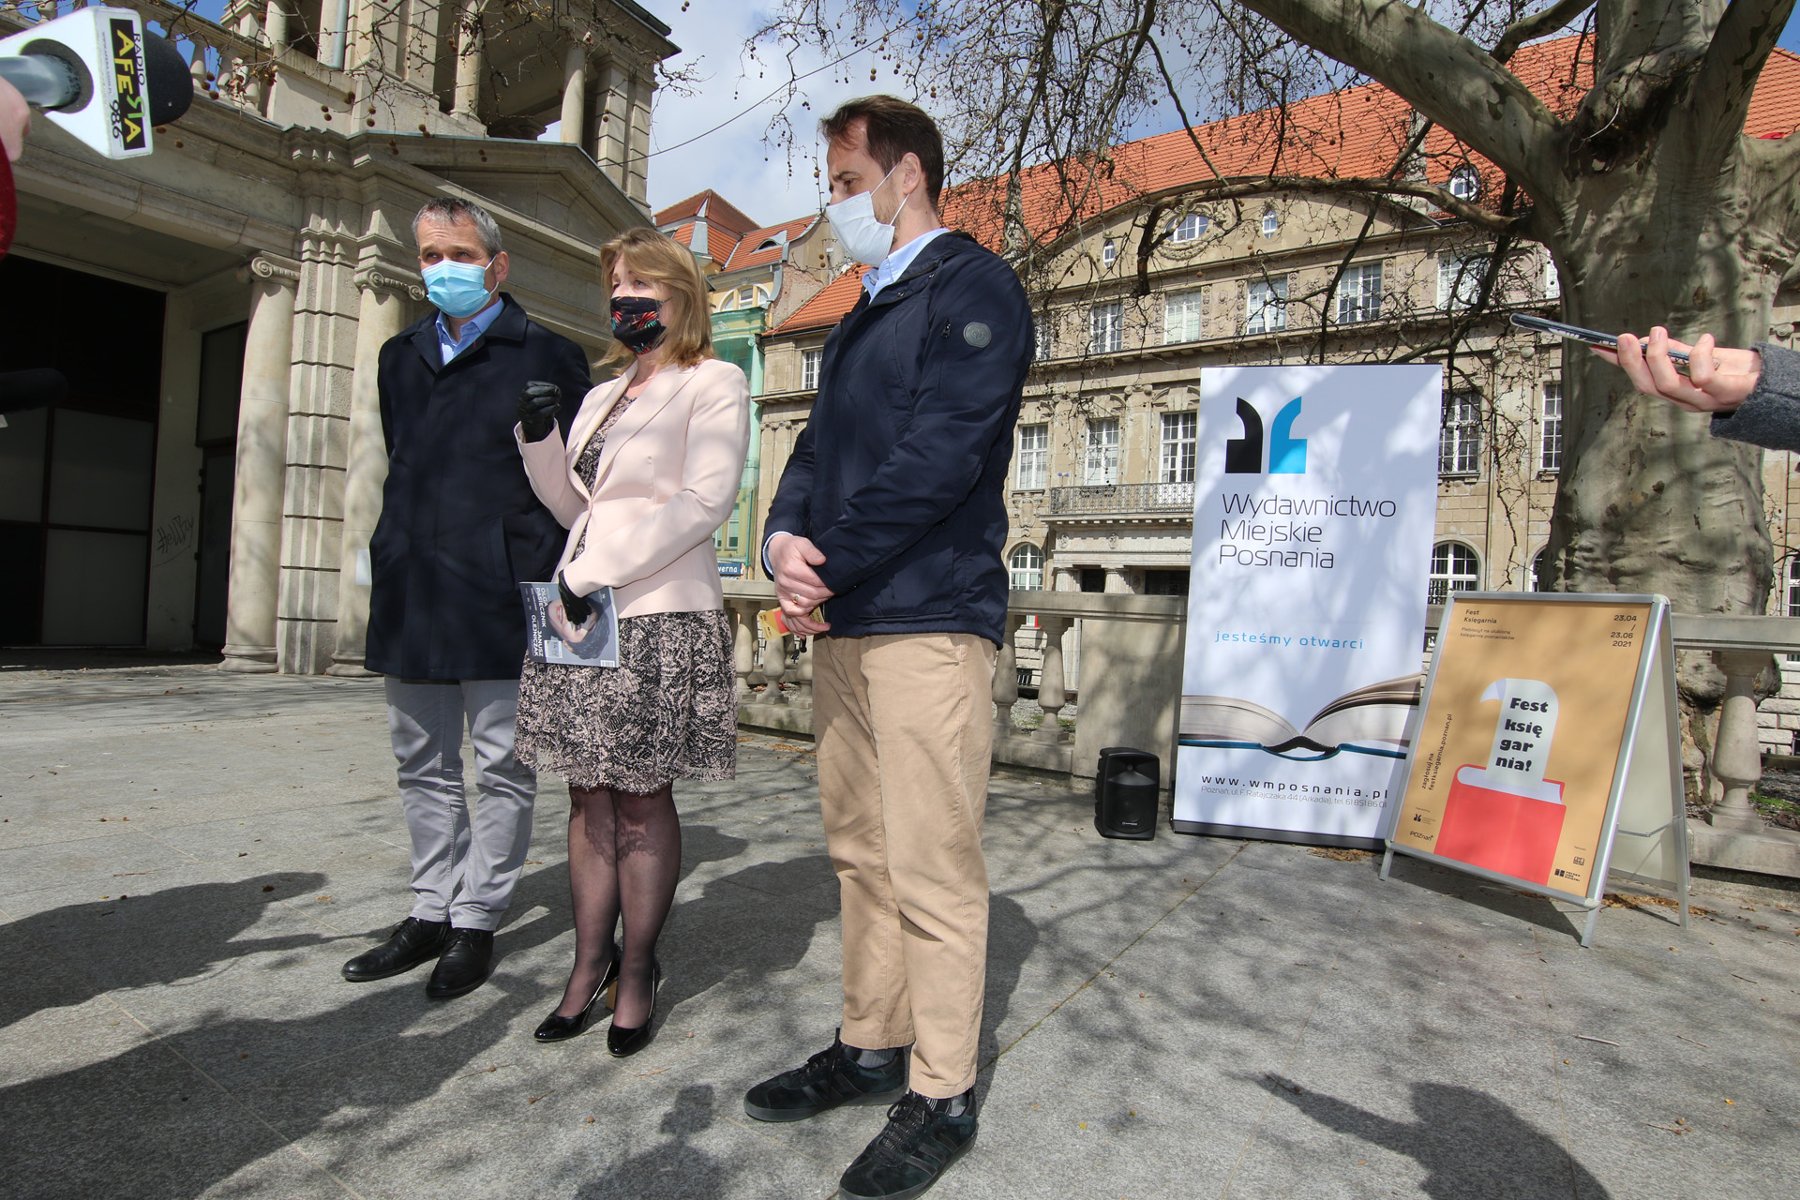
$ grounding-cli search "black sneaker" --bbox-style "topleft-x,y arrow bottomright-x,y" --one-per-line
838,1089 -> 978,1200
743,1033 -> 908,1122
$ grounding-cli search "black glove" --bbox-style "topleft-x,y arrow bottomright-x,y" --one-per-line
518,381 -> 562,442
557,571 -> 592,626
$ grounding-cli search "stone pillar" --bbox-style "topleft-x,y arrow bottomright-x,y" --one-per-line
593,58 -> 631,194
1709,649 -> 1769,833
221,255 -> 300,672
1035,614 -> 1070,742
560,43 -> 587,146
264,0 -> 291,51
731,600 -> 757,702
1104,566 -> 1131,593
328,268 -> 419,676
320,0 -> 350,69
993,610 -> 1028,738
626,68 -> 654,207
453,0 -> 484,118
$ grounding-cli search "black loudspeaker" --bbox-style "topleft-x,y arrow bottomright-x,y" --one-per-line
1095,748 -> 1159,840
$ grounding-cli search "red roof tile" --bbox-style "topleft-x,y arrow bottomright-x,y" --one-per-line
769,267 -> 869,338
723,216 -> 820,272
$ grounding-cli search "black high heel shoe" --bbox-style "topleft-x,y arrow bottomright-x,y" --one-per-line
606,959 -> 662,1057
533,944 -> 621,1043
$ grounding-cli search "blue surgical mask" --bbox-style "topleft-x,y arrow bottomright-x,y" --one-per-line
422,258 -> 496,319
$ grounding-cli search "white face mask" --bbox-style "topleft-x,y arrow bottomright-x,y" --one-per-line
826,163 -> 907,267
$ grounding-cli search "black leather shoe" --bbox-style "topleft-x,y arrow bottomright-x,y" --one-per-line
425,928 -> 494,999
605,959 -> 661,1057
837,1090 -> 978,1200
534,943 -> 621,1043
743,1032 -> 908,1122
341,917 -> 449,982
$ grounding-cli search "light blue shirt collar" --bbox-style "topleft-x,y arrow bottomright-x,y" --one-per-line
862,228 -> 950,299
436,298 -> 504,365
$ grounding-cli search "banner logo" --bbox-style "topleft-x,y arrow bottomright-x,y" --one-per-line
1225,396 -> 1307,475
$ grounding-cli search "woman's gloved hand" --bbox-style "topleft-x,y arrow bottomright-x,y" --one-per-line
517,381 -> 562,442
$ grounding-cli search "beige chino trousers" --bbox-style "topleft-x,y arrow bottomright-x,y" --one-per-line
813,631 -> 996,1099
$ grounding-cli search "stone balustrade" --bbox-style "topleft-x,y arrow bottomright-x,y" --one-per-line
726,581 -> 1800,841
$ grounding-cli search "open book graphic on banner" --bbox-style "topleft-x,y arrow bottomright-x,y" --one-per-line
1178,674 -> 1422,760
520,581 -> 620,668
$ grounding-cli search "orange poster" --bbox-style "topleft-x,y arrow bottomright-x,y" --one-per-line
1391,595 -> 1655,898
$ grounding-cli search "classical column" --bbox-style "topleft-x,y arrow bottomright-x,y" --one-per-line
319,0 -> 350,69
264,1 -> 291,51
626,69 -> 654,206
453,0 -> 484,118
328,267 -> 419,676
560,43 -> 587,145
221,255 -> 300,672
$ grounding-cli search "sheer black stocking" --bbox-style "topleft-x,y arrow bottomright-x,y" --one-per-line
556,782 -> 680,1027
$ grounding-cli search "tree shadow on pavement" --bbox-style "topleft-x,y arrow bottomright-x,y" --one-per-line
1253,1073 -> 1611,1199
0,871 -> 330,1030
574,1084 -> 732,1200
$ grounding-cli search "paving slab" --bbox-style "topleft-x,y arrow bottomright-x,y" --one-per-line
1,663 -> 1797,1200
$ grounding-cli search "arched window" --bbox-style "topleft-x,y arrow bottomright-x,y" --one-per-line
1448,165 -> 1480,200
1429,542 -> 1480,605
1009,544 -> 1044,590
1261,209 -> 1279,237
1532,547 -> 1553,592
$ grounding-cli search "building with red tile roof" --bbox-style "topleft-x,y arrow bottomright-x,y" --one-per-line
746,33 -> 1800,727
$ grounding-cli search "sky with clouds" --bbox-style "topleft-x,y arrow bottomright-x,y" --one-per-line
640,4 -> 1800,227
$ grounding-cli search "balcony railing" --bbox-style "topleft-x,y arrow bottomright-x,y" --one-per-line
1049,481 -> 1195,517
722,582 -> 1800,875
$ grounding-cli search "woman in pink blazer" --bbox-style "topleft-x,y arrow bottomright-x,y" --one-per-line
513,227 -> 750,1055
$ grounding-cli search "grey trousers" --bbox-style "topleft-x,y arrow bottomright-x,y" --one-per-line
384,678 -> 537,931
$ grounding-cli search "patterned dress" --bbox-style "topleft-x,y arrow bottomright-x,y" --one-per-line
515,391 -> 738,793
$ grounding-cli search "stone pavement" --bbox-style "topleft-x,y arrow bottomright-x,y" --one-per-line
0,664 -> 1796,1200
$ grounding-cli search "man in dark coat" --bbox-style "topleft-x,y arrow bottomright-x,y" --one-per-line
341,197 -> 589,999
745,97 -> 1032,1200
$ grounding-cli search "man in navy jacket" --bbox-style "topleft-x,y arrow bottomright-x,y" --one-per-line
344,197 -> 587,1000
747,96 -> 1032,1200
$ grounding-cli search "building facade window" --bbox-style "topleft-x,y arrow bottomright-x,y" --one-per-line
1015,423 -> 1048,490
1089,301 -> 1122,354
1084,417 -> 1120,485
1034,316 -> 1052,361
1101,237 -> 1118,266
1009,543 -> 1044,590
1261,210 -> 1279,237
1335,261 -> 1383,324
1545,256 -> 1561,300
1533,547 -> 1553,592
1448,165 -> 1480,200
1437,251 -> 1487,310
1246,277 -> 1288,334
801,347 -> 821,390
1439,389 -> 1483,476
1160,411 -> 1197,484
1163,290 -> 1203,344
1429,542 -> 1481,605
1168,212 -> 1208,243
1540,382 -> 1564,472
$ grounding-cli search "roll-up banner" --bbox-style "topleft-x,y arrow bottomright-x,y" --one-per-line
1172,364 -> 1441,846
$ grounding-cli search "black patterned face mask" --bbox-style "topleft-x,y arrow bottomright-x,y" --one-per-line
610,295 -> 667,355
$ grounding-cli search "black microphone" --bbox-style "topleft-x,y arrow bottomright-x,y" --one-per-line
0,32 -> 191,126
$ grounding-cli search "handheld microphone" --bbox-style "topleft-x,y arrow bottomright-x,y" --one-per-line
0,6 -> 194,159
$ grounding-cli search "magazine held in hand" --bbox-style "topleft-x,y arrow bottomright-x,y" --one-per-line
520,581 -> 620,667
